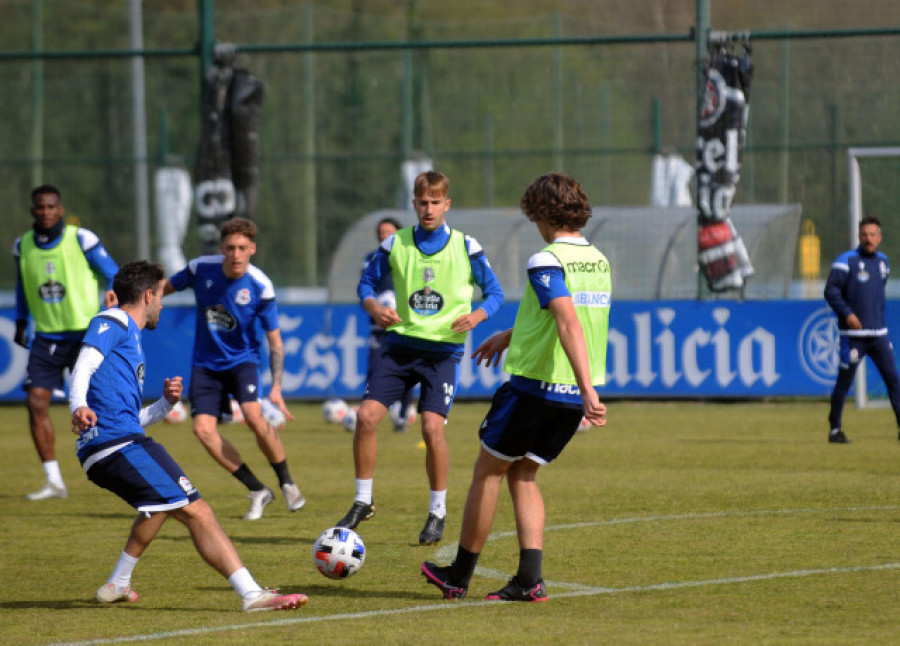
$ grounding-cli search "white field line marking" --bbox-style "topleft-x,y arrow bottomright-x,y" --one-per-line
435,504 -> 900,563
49,505 -> 900,646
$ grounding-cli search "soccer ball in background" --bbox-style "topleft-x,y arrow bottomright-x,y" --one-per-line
221,398 -> 244,424
260,397 -> 286,430
389,400 -> 417,428
322,397 -> 349,424
375,289 -> 396,310
313,527 -> 366,579
342,405 -> 359,432
164,400 -> 188,424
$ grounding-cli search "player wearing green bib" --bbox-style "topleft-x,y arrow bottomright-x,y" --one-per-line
14,185 -> 118,501
423,172 -> 609,601
336,170 -> 504,546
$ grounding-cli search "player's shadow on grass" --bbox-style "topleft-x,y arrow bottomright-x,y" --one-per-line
0,600 -> 144,610
194,583 -> 412,600
231,534 -> 320,546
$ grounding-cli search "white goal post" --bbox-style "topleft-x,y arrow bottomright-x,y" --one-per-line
847,146 -> 900,409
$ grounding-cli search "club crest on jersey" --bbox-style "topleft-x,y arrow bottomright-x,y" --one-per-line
408,285 -> 444,316
422,267 -> 436,284
137,362 -> 145,386
178,476 -> 197,495
234,288 -> 251,306
39,279 -> 66,303
206,305 -> 237,331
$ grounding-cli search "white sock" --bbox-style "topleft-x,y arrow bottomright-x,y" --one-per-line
43,461 -> 65,488
355,478 -> 374,505
228,567 -> 263,598
108,552 -> 139,588
429,490 -> 447,519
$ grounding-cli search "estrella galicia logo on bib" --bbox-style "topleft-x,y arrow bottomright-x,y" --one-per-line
38,280 -> 66,304
798,307 -> 840,386
409,286 -> 444,316
205,305 -> 237,331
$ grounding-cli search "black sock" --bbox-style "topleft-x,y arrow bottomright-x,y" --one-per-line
450,546 -> 480,587
270,460 -> 294,488
516,549 -> 543,586
232,463 -> 267,492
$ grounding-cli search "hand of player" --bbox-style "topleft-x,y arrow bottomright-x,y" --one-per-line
268,386 -> 295,422
14,319 -> 28,348
373,305 -> 402,329
72,406 -> 98,433
846,313 -> 862,330
472,328 -> 513,367
162,376 -> 183,405
451,309 -> 487,334
581,391 -> 607,428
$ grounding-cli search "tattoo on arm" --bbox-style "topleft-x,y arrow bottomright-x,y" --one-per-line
270,344 -> 285,387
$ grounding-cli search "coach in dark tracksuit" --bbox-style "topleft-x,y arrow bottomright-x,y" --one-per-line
824,215 -> 900,444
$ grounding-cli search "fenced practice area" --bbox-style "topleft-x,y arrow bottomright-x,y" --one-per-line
4,1 -> 900,643
1,1 -> 900,291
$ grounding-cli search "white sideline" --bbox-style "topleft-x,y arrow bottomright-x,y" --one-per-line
49,505 -> 900,646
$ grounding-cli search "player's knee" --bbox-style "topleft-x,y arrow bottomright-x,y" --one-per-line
356,404 -> 384,432
192,422 -> 220,445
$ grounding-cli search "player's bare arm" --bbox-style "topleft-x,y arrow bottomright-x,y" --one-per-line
472,328 -> 513,368
548,296 -> 607,427
451,307 -> 487,334
266,328 -> 295,421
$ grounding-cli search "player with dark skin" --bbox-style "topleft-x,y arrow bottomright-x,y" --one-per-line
15,186 -> 117,500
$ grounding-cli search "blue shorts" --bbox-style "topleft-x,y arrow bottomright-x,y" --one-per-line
84,437 -> 201,513
24,334 -> 84,391
364,344 -> 458,417
478,382 -> 584,464
189,363 -> 261,419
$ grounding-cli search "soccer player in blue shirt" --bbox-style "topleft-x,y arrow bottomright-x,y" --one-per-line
422,172 -> 609,601
70,260 -> 307,611
362,216 -> 416,432
164,217 -> 303,520
13,184 -> 119,501
824,215 -> 900,443
335,170 -> 504,545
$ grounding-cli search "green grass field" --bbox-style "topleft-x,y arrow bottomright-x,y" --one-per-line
3,399 -> 900,645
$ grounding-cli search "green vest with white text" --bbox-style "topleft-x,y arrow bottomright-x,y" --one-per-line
389,227 -> 474,344
19,226 -> 100,333
504,241 -> 610,385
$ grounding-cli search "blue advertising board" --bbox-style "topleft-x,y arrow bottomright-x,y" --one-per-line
0,300 -> 888,401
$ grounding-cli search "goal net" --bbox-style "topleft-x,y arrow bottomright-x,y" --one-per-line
848,147 -> 900,408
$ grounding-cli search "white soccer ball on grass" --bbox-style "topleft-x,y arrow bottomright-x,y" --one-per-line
376,289 -> 396,310
342,405 -> 359,432
260,397 -> 286,430
389,400 -> 417,427
164,400 -> 188,424
313,527 -> 366,579
322,397 -> 349,424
